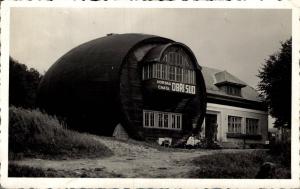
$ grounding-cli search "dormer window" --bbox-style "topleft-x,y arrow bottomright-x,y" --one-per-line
223,85 -> 241,96
214,70 -> 246,97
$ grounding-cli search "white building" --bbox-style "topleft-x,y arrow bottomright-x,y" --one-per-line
201,67 -> 268,146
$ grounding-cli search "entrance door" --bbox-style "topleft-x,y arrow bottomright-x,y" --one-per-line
205,114 -> 218,141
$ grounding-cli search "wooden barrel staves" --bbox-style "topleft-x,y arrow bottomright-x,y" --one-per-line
37,33 -> 207,141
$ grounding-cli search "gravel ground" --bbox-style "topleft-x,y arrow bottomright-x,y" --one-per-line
10,136 -> 257,178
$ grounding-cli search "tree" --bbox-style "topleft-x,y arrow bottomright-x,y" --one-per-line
9,57 -> 43,108
257,38 -> 291,129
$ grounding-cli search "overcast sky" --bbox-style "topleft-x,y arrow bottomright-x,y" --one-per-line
10,8 -> 291,88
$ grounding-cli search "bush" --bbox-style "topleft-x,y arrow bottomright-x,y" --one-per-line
8,163 -> 53,177
8,163 -> 123,177
189,150 -> 290,178
9,106 -> 113,160
9,57 -> 43,108
190,151 -> 265,178
268,142 -> 291,167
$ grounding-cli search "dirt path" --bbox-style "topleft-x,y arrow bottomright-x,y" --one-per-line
11,137 -> 256,178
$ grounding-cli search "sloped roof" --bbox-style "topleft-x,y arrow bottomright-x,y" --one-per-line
215,70 -> 246,87
201,66 -> 263,102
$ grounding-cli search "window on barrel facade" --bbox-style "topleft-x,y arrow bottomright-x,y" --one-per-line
171,114 -> 176,128
163,114 -> 168,128
175,67 -> 182,82
142,49 -> 196,85
158,113 -> 163,128
162,64 -> 166,80
150,113 -> 155,127
149,64 -> 153,79
169,66 -> 175,81
176,115 -> 181,129
143,110 -> 182,130
144,111 -> 149,127
156,64 -> 161,79
142,63 -> 195,85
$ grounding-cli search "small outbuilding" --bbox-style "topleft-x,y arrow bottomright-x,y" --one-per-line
38,33 -> 207,141
201,67 -> 269,146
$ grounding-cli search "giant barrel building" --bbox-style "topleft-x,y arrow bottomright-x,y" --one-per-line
38,33 -> 207,141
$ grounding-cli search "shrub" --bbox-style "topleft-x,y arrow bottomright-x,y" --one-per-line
9,106 -> 113,160
8,163 -> 124,177
9,57 -> 43,108
9,163 -> 51,177
189,150 -> 290,178
268,142 -> 291,167
189,151 -> 265,178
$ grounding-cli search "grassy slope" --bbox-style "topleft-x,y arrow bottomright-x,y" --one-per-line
9,106 -> 113,160
8,163 -> 123,178
189,150 -> 291,179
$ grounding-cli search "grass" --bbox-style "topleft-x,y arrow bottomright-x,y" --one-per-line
8,163 -> 56,177
9,106 -> 113,160
8,163 -> 123,178
189,150 -> 291,179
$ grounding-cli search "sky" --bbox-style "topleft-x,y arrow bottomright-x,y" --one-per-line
10,8 -> 291,88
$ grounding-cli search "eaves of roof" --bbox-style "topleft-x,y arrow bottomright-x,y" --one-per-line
201,66 -> 264,103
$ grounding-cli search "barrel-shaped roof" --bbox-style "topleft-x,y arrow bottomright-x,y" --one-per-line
38,33 -> 173,118
41,33 -> 172,87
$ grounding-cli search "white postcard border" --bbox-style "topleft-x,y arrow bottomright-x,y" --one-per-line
1,1 -> 299,188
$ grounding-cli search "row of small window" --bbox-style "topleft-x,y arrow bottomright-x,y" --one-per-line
143,110 -> 182,130
162,52 -> 191,68
142,63 -> 196,85
225,86 -> 241,96
220,86 -> 242,96
228,116 -> 259,135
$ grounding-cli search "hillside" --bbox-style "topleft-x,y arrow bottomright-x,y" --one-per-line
10,135 -> 288,178
9,107 -> 113,160
8,107 -> 290,178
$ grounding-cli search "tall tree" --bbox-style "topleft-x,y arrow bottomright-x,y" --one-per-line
257,38 -> 291,128
9,57 -> 43,108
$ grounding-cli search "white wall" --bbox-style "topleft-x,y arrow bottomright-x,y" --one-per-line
268,115 -> 276,129
202,103 -> 269,144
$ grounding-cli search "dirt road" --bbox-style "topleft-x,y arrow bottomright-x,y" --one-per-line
11,137 -> 256,178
